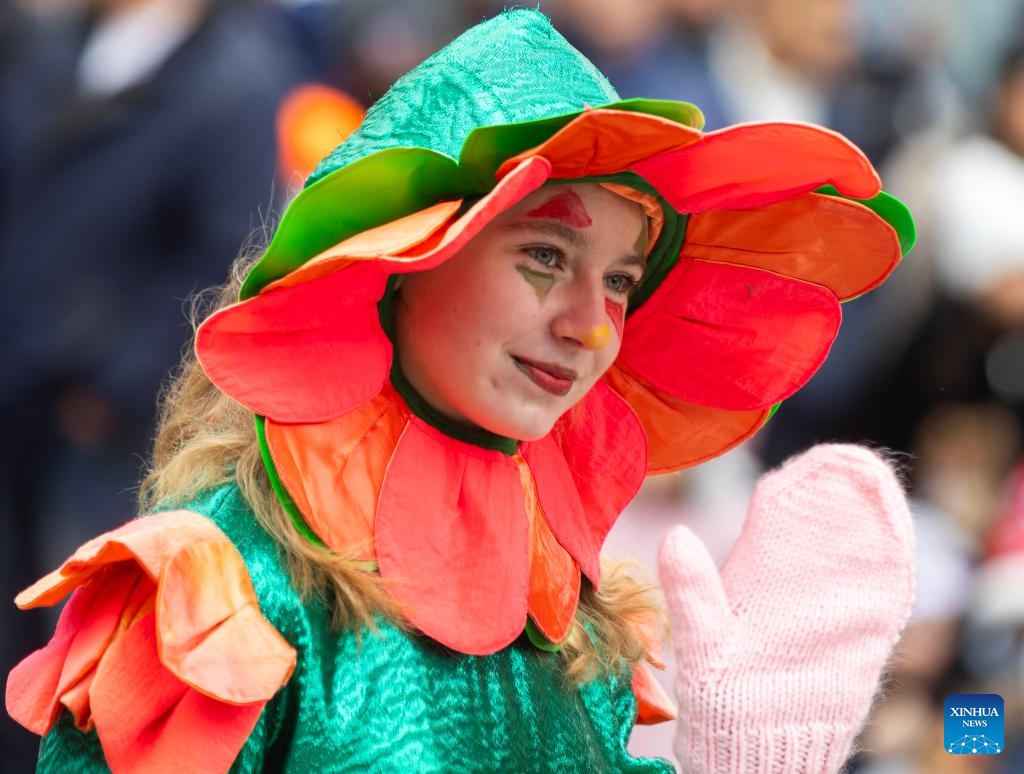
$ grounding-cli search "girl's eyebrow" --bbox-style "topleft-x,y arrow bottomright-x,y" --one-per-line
505,220 -> 585,249
505,221 -> 648,268
620,254 -> 647,272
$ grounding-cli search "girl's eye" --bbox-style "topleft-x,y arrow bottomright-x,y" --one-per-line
526,246 -> 562,268
605,273 -> 641,296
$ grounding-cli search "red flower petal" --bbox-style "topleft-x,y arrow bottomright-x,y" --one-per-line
555,382 -> 648,556
685,193 -> 901,301
621,259 -> 840,410
196,260 -> 392,423
90,613 -> 265,774
632,662 -> 677,725
521,382 -> 647,585
375,419 -> 529,655
6,568 -> 150,734
520,437 -> 594,582
631,122 -> 880,213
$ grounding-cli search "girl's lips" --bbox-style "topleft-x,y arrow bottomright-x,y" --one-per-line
513,357 -> 576,397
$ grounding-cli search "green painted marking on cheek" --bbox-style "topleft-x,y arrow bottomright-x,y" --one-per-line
516,265 -> 556,302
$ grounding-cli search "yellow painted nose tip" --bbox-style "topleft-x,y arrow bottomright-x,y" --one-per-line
581,322 -> 612,350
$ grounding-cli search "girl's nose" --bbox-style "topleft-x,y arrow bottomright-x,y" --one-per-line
552,282 -> 614,350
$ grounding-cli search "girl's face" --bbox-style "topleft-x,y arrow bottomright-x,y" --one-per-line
393,183 -> 647,441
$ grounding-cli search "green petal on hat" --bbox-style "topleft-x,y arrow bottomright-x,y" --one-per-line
816,185 -> 917,257
241,149 -> 461,299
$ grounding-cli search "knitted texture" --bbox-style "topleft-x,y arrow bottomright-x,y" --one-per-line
658,445 -> 915,773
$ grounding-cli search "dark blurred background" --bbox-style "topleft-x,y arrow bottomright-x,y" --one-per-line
2,0 -> 1023,771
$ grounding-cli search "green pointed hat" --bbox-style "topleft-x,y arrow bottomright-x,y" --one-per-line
240,8 -> 703,298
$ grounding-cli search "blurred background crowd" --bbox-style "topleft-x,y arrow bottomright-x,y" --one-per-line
2,0 -> 1023,770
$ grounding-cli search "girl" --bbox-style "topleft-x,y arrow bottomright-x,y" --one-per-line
7,10 -> 915,773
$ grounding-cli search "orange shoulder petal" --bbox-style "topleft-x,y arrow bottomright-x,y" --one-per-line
6,510 -> 296,774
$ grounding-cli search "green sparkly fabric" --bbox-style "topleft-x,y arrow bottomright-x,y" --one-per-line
37,485 -> 673,773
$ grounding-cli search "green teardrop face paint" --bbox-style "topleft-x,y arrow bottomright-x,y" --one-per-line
516,265 -> 556,302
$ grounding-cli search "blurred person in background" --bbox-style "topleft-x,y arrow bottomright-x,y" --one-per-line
923,26 -> 1024,439
544,0 -> 730,118
287,0 -> 480,103
966,464 -> 1024,771
0,0 -> 303,767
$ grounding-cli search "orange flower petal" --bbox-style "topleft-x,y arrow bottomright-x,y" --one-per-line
685,193 -> 901,301
158,540 -> 296,704
263,199 -> 463,292
376,418 -> 530,655
265,155 -> 551,291
265,385 -> 408,560
15,511 -> 226,610
496,108 -> 700,180
515,455 -> 580,644
603,365 -> 770,473
6,509 -> 294,768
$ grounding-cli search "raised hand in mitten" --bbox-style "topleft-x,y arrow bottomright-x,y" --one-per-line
659,444 -> 915,774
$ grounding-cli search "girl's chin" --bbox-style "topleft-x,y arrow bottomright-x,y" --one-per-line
471,409 -> 561,442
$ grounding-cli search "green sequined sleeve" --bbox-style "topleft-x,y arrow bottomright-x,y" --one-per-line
37,714 -> 111,773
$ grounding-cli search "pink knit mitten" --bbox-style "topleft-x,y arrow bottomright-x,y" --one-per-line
659,444 -> 915,773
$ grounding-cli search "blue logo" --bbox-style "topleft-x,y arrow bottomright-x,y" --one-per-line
944,694 -> 1003,755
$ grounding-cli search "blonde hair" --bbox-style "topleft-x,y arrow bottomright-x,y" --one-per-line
139,252 -> 667,683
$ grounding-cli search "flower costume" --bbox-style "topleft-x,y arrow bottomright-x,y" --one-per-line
7,9 -> 915,773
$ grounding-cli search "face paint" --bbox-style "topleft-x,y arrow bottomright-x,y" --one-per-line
516,265 -> 556,302
580,322 -> 612,350
605,298 -> 625,340
525,189 -> 592,228
393,183 -> 644,442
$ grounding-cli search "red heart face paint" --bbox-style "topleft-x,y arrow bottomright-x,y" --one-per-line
525,189 -> 593,228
